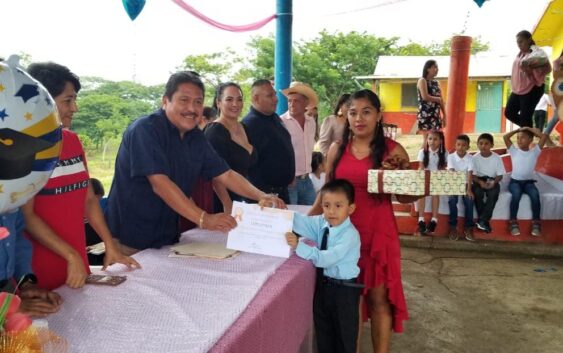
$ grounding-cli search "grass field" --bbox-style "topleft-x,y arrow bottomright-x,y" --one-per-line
84,132 -> 559,194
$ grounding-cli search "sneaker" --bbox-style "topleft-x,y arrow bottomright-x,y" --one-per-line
531,222 -> 541,237
509,221 -> 520,236
485,221 -> 492,234
448,226 -> 459,241
476,220 -> 488,232
464,228 -> 475,242
427,220 -> 437,234
417,221 -> 426,235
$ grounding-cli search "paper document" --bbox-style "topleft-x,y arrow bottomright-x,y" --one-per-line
169,242 -> 239,259
227,201 -> 294,258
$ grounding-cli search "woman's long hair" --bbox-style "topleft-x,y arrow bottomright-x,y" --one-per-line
212,82 -> 242,115
422,130 -> 447,169
422,60 -> 437,79
330,89 -> 386,180
333,93 -> 351,116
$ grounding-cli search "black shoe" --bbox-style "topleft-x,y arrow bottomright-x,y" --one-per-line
476,220 -> 487,232
485,221 -> 492,233
417,221 -> 426,235
427,220 -> 437,234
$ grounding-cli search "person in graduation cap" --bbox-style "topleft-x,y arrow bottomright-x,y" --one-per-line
22,62 -> 140,290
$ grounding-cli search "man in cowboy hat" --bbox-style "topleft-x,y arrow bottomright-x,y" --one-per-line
281,82 -> 319,205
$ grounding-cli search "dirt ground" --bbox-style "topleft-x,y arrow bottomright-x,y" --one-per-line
359,248 -> 563,353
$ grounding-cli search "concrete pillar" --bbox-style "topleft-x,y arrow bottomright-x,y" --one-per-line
445,36 -> 472,150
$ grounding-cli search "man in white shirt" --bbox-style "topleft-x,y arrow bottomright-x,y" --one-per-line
533,93 -> 551,130
280,82 -> 319,205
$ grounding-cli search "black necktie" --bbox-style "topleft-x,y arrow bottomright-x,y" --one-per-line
316,228 -> 329,280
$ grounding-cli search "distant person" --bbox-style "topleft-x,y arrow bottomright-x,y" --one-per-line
417,60 -> 446,145
533,93 -> 551,130
89,177 -> 107,211
318,93 -> 351,156
503,127 -> 547,236
286,179 -> 361,353
468,133 -> 505,234
306,105 -> 320,141
199,106 -> 217,130
416,130 -> 448,236
281,82 -> 319,205
309,151 -> 326,193
204,82 -> 257,214
242,79 -> 295,203
105,72 -> 283,254
24,62 -> 140,290
505,30 -> 551,127
446,134 -> 475,242
85,178 -> 106,266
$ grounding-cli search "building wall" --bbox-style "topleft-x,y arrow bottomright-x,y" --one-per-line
377,79 -> 508,134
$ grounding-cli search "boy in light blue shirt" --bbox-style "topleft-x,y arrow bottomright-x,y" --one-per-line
286,179 -> 361,353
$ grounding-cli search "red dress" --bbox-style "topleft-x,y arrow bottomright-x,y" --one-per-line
28,130 -> 91,290
335,138 -> 408,333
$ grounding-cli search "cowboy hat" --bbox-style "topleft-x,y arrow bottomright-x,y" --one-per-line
281,82 -> 319,108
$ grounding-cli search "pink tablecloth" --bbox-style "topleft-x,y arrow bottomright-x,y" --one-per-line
45,229 -> 315,352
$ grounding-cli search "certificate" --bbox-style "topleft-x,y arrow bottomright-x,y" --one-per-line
226,201 -> 294,258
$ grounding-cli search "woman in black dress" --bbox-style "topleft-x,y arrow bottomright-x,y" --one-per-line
204,82 -> 258,213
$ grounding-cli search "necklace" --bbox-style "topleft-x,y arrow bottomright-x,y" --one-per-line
351,141 -> 371,155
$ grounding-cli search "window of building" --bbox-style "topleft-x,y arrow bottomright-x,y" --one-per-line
401,83 -> 418,108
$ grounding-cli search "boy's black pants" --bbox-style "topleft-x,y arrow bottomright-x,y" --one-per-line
472,181 -> 500,222
313,277 -> 361,353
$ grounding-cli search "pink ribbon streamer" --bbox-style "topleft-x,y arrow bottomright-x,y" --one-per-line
171,0 -> 276,32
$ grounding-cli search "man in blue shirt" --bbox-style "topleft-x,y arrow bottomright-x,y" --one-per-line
0,209 -> 61,316
242,79 -> 295,204
286,179 -> 361,353
106,72 -> 282,253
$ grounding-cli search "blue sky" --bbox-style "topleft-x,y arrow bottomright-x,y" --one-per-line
2,0 -> 550,85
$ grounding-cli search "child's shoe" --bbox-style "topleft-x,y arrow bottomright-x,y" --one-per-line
448,226 -> 459,241
464,228 -> 475,242
417,221 -> 426,236
426,220 -> 437,234
509,221 -> 520,236
531,222 -> 541,237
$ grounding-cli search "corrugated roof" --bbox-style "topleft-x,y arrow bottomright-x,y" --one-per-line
357,54 -> 513,80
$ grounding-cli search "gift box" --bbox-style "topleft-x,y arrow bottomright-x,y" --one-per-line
367,170 -> 467,196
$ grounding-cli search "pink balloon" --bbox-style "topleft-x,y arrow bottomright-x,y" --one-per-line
4,312 -> 32,332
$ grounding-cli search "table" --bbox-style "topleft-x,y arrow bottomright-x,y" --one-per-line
46,229 -> 315,353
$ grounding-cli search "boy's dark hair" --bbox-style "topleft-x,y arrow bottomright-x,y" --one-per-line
90,178 -> 105,196
320,179 -> 355,204
519,129 -> 534,139
27,62 -> 81,98
477,133 -> 494,144
311,151 -> 324,173
164,71 -> 204,100
456,134 -> 470,145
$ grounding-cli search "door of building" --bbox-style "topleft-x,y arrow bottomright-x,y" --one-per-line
475,81 -> 503,132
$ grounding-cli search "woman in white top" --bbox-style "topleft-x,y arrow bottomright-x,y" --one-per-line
308,151 -> 326,193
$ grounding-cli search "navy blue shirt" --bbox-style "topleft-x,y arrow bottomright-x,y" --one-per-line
0,209 -> 33,282
242,107 -> 295,189
106,109 -> 229,250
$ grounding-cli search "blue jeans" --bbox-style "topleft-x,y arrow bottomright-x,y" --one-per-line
448,195 -> 474,228
288,176 -> 317,205
509,179 -> 541,221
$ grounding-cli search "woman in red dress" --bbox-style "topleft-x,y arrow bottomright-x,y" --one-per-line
310,89 -> 416,352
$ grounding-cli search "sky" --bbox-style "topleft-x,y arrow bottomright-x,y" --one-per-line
2,0 -> 551,85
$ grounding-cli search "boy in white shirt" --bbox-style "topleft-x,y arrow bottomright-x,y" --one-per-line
503,127 -> 547,236
447,135 -> 475,241
469,133 -> 505,234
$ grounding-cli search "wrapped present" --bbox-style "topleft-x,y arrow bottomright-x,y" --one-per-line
367,170 -> 467,196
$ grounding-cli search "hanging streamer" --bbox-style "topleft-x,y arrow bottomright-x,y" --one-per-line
171,0 -> 276,32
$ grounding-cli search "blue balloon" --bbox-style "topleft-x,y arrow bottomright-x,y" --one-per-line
122,0 -> 146,21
